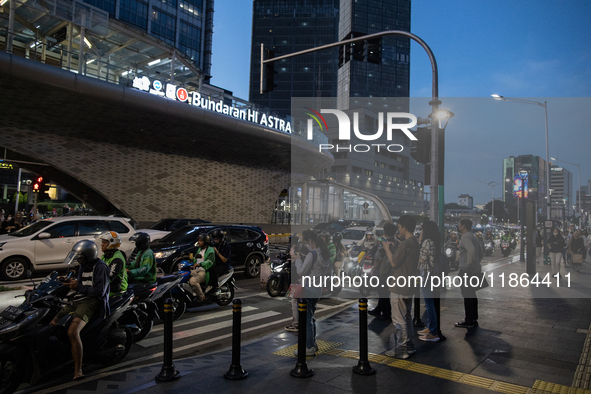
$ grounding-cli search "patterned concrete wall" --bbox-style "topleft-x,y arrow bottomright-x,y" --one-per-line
0,126 -> 290,223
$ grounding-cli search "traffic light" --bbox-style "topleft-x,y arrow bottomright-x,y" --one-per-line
261,48 -> 277,93
32,176 -> 43,193
410,127 -> 431,164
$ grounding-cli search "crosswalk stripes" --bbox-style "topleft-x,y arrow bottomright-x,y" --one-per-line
151,306 -> 259,332
138,310 -> 282,347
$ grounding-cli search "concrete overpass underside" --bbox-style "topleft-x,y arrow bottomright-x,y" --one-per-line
0,52 -> 332,224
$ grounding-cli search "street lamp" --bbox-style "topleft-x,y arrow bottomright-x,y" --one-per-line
478,180 -> 499,225
492,95 -> 550,221
551,157 -> 581,229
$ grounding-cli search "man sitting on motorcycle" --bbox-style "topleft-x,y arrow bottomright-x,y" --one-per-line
98,231 -> 128,296
126,232 -> 157,284
189,233 -> 216,301
209,229 -> 231,294
51,240 -> 110,381
485,230 -> 494,242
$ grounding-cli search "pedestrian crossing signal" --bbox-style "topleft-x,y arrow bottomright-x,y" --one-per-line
32,177 -> 43,193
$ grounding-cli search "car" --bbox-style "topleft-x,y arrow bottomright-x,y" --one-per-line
337,226 -> 384,248
0,216 -> 136,280
139,218 -> 212,241
150,224 -> 269,278
313,219 -> 377,235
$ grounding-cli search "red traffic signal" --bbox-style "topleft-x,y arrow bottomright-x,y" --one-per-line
32,177 -> 43,193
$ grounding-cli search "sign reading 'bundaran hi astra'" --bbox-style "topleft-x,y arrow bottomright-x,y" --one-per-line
132,76 -> 292,134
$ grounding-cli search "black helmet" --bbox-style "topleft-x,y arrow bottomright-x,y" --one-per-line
64,240 -> 98,266
332,232 -> 343,244
130,232 -> 150,250
210,229 -> 226,244
197,233 -> 210,246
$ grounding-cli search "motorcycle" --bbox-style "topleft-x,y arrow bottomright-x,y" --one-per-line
267,252 -> 290,297
117,273 -> 184,343
166,257 -> 237,320
0,271 -> 133,394
345,245 -> 377,296
501,240 -> 511,257
484,240 -> 495,257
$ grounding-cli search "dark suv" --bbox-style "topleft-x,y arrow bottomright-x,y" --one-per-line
151,224 -> 269,277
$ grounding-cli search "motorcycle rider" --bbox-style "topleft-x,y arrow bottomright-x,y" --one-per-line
98,231 -> 128,296
319,231 -> 336,270
446,232 -> 460,269
126,232 -> 157,284
51,240 -> 110,381
188,233 -> 216,301
209,229 -> 231,294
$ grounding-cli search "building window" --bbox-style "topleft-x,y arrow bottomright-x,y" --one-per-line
364,169 -> 372,177
84,0 -> 116,16
119,0 -> 148,29
178,20 -> 202,63
352,166 -> 362,174
332,165 -> 347,173
151,7 -> 176,45
180,0 -> 202,18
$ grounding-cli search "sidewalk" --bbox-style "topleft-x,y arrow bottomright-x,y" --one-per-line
32,260 -> 591,394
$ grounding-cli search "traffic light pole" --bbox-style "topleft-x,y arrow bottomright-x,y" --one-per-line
260,30 -> 441,226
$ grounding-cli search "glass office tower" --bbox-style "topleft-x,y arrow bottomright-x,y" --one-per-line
83,0 -> 213,79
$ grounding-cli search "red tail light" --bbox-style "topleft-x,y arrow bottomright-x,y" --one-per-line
264,232 -> 269,244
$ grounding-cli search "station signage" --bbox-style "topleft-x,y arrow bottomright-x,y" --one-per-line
132,76 -> 292,133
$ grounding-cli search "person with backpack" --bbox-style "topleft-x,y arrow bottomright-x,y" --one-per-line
294,229 -> 331,357
416,221 -> 441,342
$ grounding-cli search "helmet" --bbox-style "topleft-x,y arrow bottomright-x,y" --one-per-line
320,231 -> 331,243
196,233 -> 210,246
130,232 -> 150,250
64,240 -> 98,266
332,233 -> 343,244
98,231 -> 121,249
210,229 -> 226,243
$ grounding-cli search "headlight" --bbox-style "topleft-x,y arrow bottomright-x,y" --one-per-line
348,262 -> 354,268
0,309 -> 45,335
154,250 -> 176,259
445,248 -> 452,257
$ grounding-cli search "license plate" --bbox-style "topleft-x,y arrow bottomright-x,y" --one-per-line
0,305 -> 24,321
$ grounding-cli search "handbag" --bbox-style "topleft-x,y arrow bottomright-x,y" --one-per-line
572,254 -> 583,264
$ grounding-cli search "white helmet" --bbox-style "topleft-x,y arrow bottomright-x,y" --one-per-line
98,231 -> 121,249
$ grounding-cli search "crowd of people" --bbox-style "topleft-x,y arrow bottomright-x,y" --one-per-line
287,216 -> 487,358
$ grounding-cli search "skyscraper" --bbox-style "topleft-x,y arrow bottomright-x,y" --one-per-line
249,0 -> 422,216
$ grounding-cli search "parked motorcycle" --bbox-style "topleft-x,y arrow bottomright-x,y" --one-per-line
0,271 -> 133,394
117,273 -> 184,343
501,240 -> 511,257
166,258 -> 236,320
484,240 -> 495,257
267,252 -> 290,297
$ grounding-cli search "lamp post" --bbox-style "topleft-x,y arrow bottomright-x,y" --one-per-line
478,180 -> 499,225
260,30 -> 443,229
518,171 -> 528,262
551,157 -> 581,229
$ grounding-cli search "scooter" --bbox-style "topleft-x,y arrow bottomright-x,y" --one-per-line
501,240 -> 511,257
166,258 -> 237,321
0,271 -> 133,394
267,252 -> 290,297
117,272 -> 184,343
484,240 -> 495,257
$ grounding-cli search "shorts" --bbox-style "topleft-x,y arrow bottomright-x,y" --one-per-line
54,297 -> 100,324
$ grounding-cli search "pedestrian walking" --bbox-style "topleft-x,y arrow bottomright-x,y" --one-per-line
382,215 -> 420,359
369,222 -> 398,321
535,230 -> 544,264
547,229 -> 566,280
455,219 -> 483,329
285,235 -> 302,332
294,229 -> 330,356
417,220 -> 441,342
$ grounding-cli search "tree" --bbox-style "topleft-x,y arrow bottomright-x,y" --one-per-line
483,200 -> 508,221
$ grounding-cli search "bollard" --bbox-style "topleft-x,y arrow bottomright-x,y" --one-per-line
224,299 -> 248,380
413,282 -> 425,328
353,298 -> 376,375
290,299 -> 314,378
155,298 -> 180,382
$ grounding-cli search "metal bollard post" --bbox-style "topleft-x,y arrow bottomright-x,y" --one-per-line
353,298 -> 376,375
155,298 -> 180,382
290,299 -> 314,378
224,299 -> 248,380
413,282 -> 425,328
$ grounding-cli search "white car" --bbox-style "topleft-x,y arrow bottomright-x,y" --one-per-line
337,226 -> 384,248
0,216 -> 136,280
